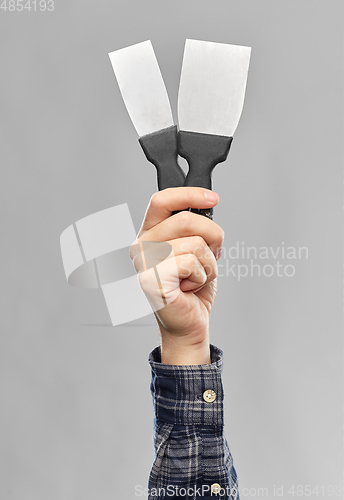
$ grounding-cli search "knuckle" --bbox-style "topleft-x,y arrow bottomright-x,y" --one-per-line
204,260 -> 218,281
183,252 -> 196,267
189,252 -> 199,265
132,256 -> 142,273
129,240 -> 139,261
192,236 -> 208,258
193,235 -> 206,249
180,253 -> 196,276
149,191 -> 162,210
129,239 -> 146,273
217,226 -> 225,243
214,225 -> 225,252
176,210 -> 193,229
212,261 -> 219,279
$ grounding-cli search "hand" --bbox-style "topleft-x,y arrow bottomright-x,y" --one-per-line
130,187 -> 224,365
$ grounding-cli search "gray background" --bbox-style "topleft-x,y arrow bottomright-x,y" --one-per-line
1,0 -> 343,499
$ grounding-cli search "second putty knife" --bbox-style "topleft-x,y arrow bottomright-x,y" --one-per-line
109,40 -> 185,191
178,39 -> 251,218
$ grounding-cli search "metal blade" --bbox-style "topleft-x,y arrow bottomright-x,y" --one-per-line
109,40 -> 174,137
178,39 -> 251,137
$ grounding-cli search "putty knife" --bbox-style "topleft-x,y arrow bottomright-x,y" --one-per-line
178,39 -> 251,218
109,41 -> 185,191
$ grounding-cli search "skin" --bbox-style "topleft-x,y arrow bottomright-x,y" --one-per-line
130,187 -> 224,366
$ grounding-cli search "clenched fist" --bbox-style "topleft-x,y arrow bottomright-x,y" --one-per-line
130,187 -> 224,365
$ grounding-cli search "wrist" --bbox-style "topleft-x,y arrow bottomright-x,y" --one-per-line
160,335 -> 211,365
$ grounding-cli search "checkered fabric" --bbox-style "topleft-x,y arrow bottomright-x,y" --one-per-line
148,345 -> 240,500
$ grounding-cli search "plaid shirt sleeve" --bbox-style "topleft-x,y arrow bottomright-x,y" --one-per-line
147,344 -> 240,500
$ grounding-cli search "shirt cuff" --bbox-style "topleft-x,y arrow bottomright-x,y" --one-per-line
148,344 -> 224,426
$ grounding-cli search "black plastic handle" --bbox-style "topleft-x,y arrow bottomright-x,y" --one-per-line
139,125 -> 185,191
178,130 -> 233,220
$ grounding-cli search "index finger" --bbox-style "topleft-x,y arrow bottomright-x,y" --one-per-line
138,187 -> 219,235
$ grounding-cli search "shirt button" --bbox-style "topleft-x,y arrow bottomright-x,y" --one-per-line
203,389 -> 216,403
211,483 -> 221,495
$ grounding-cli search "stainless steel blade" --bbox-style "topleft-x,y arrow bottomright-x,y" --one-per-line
109,40 -> 174,137
178,39 -> 251,137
